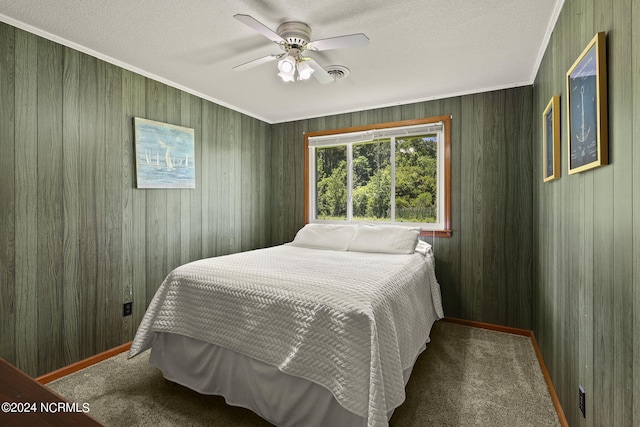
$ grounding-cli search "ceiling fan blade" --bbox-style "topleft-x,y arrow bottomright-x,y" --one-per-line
308,33 -> 369,51
234,14 -> 286,44
307,59 -> 334,84
233,54 -> 280,71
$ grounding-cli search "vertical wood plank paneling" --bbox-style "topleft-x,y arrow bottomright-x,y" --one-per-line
563,6 -> 575,402
260,119 -> 271,247
294,120 -> 308,232
445,99 -> 462,319
200,101 -> 212,258
531,63 -> 540,340
120,69 -> 135,340
459,95 -> 477,321
580,162 -> 595,427
494,90 -> 510,324
145,79 -> 168,303
13,28 -> 38,375
213,102 -> 225,255
592,1 -> 614,426
481,91 -> 506,324
566,5 -> 581,413
36,37 -> 64,373
211,104 -> 223,254
213,103 -> 225,255
78,53 -> 99,359
93,58 -> 108,354
505,87 -> 533,329
257,119 -> 267,247
291,120 -> 304,233
546,0 -> 562,417
282,122 -> 296,235
179,93 -> 192,263
61,47 -> 81,365
271,120 -> 286,244
271,124 -> 285,243
576,0 -> 595,424
568,2 -> 581,418
165,86 -> 181,273
217,106 -> 232,255
0,22 -> 16,366
610,1 -> 633,425
130,72 -> 147,325
286,119 -> 297,238
259,117 -> 271,244
232,110 -> 243,253
633,0 -> 640,424
207,102 -> 218,253
241,114 -> 253,251
555,5 -> 577,413
188,94 -> 203,261
630,2 -> 640,426
471,94 -> 486,322
104,62 -> 123,350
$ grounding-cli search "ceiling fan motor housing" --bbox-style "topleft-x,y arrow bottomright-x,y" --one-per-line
277,21 -> 312,49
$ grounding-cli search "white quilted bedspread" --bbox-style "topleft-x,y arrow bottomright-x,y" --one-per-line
129,244 -> 444,427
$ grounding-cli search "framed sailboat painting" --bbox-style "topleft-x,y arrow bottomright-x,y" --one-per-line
134,117 -> 196,188
566,31 -> 608,174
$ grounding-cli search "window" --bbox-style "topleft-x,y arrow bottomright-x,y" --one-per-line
304,116 -> 451,237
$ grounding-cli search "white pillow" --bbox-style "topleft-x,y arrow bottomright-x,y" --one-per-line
415,239 -> 432,256
347,224 -> 421,254
287,223 -> 358,251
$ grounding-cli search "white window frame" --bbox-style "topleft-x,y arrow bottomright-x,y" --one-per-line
304,116 -> 451,236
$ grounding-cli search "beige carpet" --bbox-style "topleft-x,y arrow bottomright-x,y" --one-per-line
48,321 -> 560,426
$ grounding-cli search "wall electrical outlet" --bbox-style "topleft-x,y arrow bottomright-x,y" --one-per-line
123,301 -> 133,317
579,385 -> 586,418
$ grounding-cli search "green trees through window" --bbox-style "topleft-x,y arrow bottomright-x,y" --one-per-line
316,135 -> 438,223
316,145 -> 347,219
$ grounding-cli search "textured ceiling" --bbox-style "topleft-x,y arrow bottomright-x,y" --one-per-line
0,0 -> 563,124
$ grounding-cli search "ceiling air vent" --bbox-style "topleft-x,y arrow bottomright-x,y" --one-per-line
325,65 -> 350,81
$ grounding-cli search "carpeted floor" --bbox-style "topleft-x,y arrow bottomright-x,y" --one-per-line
48,321 -> 560,426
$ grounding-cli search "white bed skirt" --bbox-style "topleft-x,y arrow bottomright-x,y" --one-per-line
148,332 -> 425,427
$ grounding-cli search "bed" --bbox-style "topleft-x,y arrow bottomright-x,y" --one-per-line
129,223 -> 444,427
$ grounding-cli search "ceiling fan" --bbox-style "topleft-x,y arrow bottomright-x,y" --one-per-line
233,14 -> 369,83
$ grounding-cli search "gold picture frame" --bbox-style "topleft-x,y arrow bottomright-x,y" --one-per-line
543,96 -> 560,182
566,32 -> 608,174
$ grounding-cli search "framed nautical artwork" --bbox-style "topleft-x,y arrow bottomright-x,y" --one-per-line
566,32 -> 608,174
543,95 -> 560,182
134,117 -> 195,188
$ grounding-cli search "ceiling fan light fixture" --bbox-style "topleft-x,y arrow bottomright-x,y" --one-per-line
278,55 -> 296,73
297,61 -> 314,80
233,15 -> 369,85
278,70 -> 295,82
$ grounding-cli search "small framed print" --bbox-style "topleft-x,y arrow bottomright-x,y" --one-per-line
566,32 -> 608,174
543,96 -> 560,182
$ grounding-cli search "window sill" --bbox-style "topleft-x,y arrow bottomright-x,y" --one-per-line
420,229 -> 452,238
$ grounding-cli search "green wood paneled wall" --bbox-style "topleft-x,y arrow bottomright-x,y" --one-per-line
270,87 -> 534,331
0,22 -> 271,377
533,0 -> 639,426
